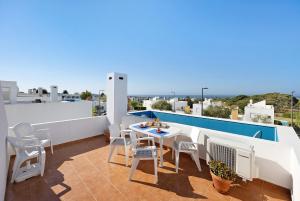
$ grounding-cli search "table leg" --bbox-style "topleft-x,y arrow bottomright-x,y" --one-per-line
159,138 -> 164,167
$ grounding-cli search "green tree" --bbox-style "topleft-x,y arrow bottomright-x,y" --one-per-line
100,93 -> 106,102
185,96 -> 193,108
130,100 -> 140,108
203,106 -> 231,119
152,100 -> 172,111
80,90 -> 92,100
63,90 -> 69,94
42,89 -> 48,94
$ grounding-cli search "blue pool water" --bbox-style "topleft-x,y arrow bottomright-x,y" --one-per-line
130,111 -> 277,141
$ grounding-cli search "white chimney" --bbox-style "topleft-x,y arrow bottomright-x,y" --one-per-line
50,86 -> 58,102
106,72 -> 128,125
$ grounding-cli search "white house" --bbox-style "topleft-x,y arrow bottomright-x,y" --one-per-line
169,98 -> 187,111
243,100 -> 274,124
142,96 -> 160,110
0,81 -> 18,104
1,81 -> 93,126
193,98 -> 216,115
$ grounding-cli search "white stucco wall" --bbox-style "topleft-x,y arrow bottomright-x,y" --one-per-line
0,84 -> 8,201
5,101 -> 93,127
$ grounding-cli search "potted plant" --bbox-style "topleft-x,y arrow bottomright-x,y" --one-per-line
208,160 -> 236,193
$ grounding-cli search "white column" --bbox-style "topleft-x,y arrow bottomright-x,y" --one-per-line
106,72 -> 128,125
50,86 -> 58,102
0,83 -> 8,201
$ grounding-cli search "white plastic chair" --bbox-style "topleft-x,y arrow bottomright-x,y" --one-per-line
108,124 -> 132,166
7,136 -> 46,183
172,128 -> 202,173
12,122 -> 53,154
129,131 -> 158,183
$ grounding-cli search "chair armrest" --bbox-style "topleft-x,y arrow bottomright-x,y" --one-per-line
34,128 -> 51,140
178,141 -> 199,149
7,136 -> 42,149
121,129 -> 132,137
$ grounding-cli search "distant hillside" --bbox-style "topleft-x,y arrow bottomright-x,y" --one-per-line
218,93 -> 299,113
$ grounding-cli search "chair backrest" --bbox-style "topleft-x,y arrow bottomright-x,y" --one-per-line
13,122 -> 34,138
108,124 -> 121,138
129,131 -> 138,148
189,127 -> 201,143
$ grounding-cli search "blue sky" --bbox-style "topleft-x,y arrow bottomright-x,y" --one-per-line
0,0 -> 299,95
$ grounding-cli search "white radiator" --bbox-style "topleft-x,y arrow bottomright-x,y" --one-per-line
207,137 -> 255,181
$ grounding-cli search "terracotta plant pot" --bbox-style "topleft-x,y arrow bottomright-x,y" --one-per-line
104,129 -> 110,143
210,171 -> 233,193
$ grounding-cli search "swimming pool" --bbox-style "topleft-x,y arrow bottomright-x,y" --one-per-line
130,110 -> 278,141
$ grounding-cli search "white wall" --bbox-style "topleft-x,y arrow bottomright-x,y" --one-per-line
0,84 -> 8,201
5,101 -> 92,127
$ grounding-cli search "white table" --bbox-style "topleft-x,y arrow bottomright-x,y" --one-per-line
129,122 -> 181,167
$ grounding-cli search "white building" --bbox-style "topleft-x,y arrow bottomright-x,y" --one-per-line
1,80 -> 82,104
243,100 -> 274,124
0,81 -> 18,104
142,96 -> 160,110
143,97 -> 187,112
169,98 -> 187,111
193,98 -> 217,116
0,81 -> 93,126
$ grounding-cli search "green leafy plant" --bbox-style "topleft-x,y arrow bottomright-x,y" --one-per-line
80,90 -> 92,100
203,106 -> 231,119
208,161 -> 237,181
152,100 -> 172,111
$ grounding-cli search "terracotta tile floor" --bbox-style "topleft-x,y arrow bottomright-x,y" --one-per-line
5,135 -> 291,201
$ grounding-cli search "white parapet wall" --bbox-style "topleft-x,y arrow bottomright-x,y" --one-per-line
5,101 -> 93,127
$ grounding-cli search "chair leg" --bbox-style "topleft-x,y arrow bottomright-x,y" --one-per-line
40,148 -> 46,176
108,145 -> 116,162
175,150 -> 180,173
129,158 -> 139,181
154,157 -> 158,184
50,141 -> 54,154
172,148 -> 174,160
124,146 -> 129,167
10,155 -> 20,183
192,152 -> 202,172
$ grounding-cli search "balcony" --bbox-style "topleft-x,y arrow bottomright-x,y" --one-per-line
5,135 -> 290,201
